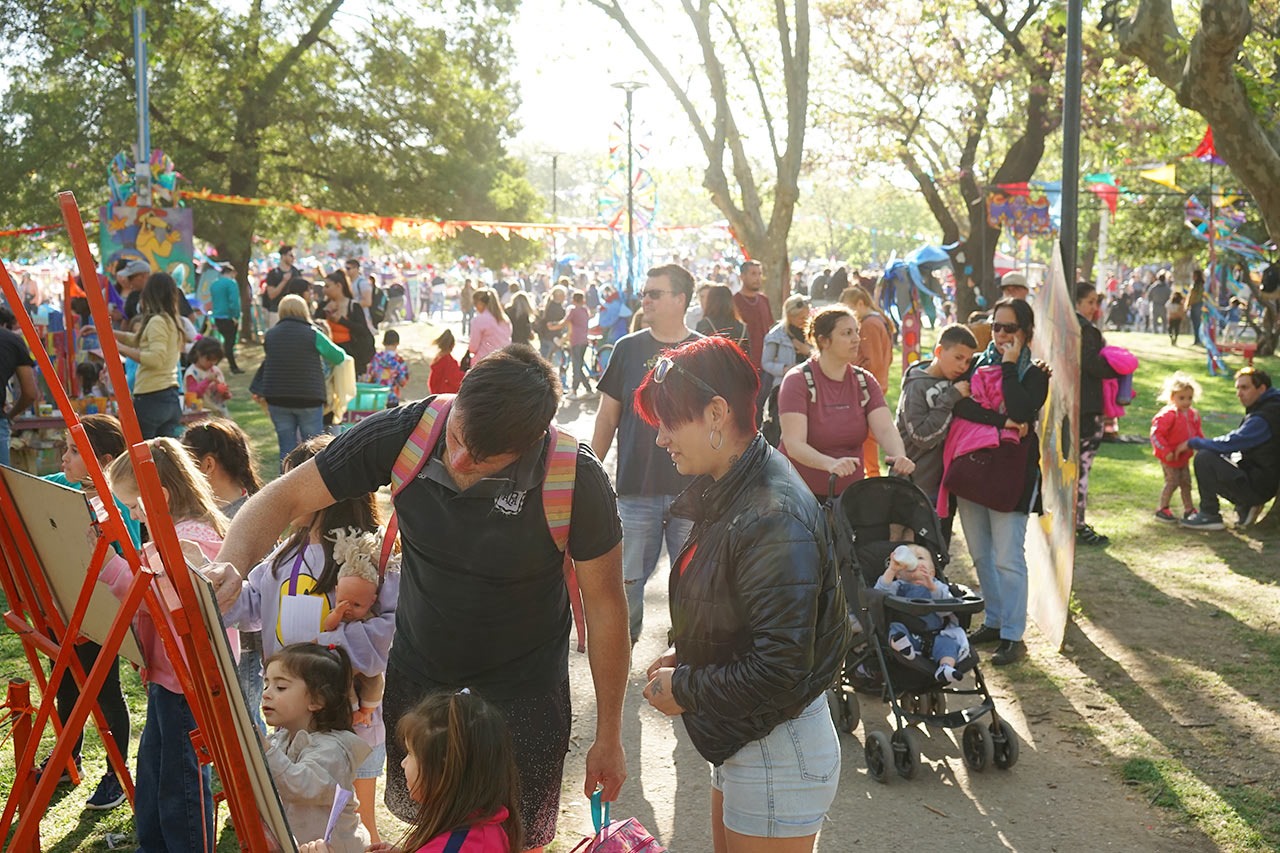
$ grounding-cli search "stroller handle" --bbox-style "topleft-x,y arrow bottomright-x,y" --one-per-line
827,473 -> 838,501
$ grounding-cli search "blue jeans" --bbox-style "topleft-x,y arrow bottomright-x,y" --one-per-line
956,497 -> 1029,642
234,633 -> 265,734
267,404 -> 324,464
0,416 -> 10,467
134,683 -> 214,853
134,388 -> 183,439
619,495 -> 694,643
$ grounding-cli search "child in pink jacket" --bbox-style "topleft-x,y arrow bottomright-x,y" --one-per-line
1150,372 -> 1205,521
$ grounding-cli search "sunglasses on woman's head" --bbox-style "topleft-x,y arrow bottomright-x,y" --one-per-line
992,322 -> 1020,334
653,356 -> 721,398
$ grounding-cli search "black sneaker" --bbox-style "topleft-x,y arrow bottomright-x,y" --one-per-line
34,753 -> 81,785
1180,511 -> 1225,531
1238,505 -> 1263,527
991,640 -> 1027,666
1076,523 -> 1109,545
85,772 -> 126,811
969,625 -> 1002,645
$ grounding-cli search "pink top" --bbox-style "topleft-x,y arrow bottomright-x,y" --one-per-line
413,807 -> 511,852
778,360 -> 887,495
568,305 -> 590,347
469,310 -> 512,362
99,519 -> 236,695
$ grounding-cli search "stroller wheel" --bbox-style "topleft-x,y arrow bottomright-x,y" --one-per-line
828,686 -> 860,735
892,728 -> 922,780
991,719 -> 1020,770
864,730 -> 893,784
962,722 -> 994,772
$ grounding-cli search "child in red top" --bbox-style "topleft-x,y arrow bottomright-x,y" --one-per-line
299,690 -> 522,853
428,329 -> 464,395
1150,371 -> 1205,521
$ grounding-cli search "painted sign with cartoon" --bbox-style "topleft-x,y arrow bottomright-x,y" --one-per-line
98,206 -> 195,290
1026,248 -> 1079,650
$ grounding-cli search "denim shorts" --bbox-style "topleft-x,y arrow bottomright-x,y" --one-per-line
356,741 -> 385,780
711,694 -> 841,838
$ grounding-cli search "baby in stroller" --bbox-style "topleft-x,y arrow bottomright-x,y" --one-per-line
875,544 -> 972,685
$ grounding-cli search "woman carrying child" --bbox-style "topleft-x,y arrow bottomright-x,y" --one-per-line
96,437 -> 234,851
950,298 -> 1050,667
219,434 -> 398,844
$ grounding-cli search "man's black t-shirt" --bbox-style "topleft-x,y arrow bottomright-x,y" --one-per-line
314,397 -> 622,699
264,265 -> 302,311
540,300 -> 566,337
0,328 -> 35,412
597,328 -> 701,496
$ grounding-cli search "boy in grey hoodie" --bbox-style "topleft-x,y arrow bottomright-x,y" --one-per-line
895,324 -> 979,544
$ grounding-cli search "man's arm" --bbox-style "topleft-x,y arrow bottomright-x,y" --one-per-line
573,543 -> 628,801
591,393 -> 623,461
4,366 -> 37,420
209,460 -> 338,607
1188,417 -> 1272,455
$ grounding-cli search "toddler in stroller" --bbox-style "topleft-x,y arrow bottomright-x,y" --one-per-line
826,476 -> 1019,782
876,544 -> 972,685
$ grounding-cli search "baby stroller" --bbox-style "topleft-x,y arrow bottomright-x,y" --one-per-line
825,476 -> 1020,782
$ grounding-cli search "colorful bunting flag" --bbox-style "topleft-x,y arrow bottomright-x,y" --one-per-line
1139,164 -> 1183,192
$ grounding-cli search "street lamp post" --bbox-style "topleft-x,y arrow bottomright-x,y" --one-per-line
548,152 -> 562,278
612,80 -> 647,297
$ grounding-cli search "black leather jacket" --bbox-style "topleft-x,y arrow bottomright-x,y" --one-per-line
667,436 -> 852,765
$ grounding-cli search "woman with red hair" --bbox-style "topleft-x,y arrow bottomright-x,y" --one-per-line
635,336 -> 851,853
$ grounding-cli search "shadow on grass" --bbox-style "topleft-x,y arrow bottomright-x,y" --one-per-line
1062,544 -> 1280,850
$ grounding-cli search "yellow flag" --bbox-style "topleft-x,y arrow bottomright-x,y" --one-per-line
1139,164 -> 1184,192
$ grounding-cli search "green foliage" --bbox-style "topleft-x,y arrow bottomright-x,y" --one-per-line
0,0 -> 537,269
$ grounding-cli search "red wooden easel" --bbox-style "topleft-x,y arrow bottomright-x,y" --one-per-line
0,192 -> 287,851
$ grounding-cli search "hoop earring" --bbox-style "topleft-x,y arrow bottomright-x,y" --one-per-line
709,428 -> 724,451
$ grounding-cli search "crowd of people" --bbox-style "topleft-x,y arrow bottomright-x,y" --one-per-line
11,246 -> 1280,853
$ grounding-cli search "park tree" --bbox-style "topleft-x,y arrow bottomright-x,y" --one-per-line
584,0 -> 809,306
1113,0 -> 1280,355
821,0 -> 1061,319
0,0 -> 539,333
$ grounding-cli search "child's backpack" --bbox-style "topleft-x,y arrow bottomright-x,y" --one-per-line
380,394 -> 589,650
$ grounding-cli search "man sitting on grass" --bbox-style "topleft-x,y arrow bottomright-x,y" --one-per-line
1181,367 -> 1280,530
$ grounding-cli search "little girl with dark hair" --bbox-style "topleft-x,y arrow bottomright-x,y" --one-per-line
262,643 -> 370,853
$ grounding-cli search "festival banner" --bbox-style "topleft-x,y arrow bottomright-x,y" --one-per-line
98,206 -> 195,289
986,188 -> 1054,235
1026,247 -> 1079,650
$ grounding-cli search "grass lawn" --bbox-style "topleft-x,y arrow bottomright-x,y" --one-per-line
3,319 -> 1278,850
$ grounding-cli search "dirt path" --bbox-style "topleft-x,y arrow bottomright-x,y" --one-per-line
547,396 -> 1214,852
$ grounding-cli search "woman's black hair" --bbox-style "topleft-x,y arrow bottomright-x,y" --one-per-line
1073,281 -> 1097,303
325,270 -> 353,299
182,418 -> 263,496
991,297 -> 1035,344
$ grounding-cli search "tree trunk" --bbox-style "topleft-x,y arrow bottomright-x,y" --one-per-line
949,206 -> 1002,321
1080,217 -> 1101,281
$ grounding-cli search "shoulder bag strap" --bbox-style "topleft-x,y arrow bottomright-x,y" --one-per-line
380,395 -> 455,574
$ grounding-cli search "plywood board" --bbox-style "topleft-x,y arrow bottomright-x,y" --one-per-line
1026,247 -> 1079,650
188,567 -> 297,852
0,467 -> 145,667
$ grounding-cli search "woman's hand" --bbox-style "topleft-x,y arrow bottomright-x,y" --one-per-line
1004,419 -> 1029,438
199,562 -> 245,612
364,843 -> 402,853
646,647 -> 677,680
643,667 -> 685,716
826,456 -> 861,478
885,455 -> 915,477
1001,332 -> 1025,363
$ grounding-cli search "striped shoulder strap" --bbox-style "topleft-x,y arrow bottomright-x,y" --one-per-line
543,425 -> 579,553
390,394 -> 454,496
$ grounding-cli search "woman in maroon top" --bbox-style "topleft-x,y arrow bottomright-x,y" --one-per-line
777,304 -> 915,497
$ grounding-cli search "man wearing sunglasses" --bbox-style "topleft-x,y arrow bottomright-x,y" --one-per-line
593,263 -> 702,646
